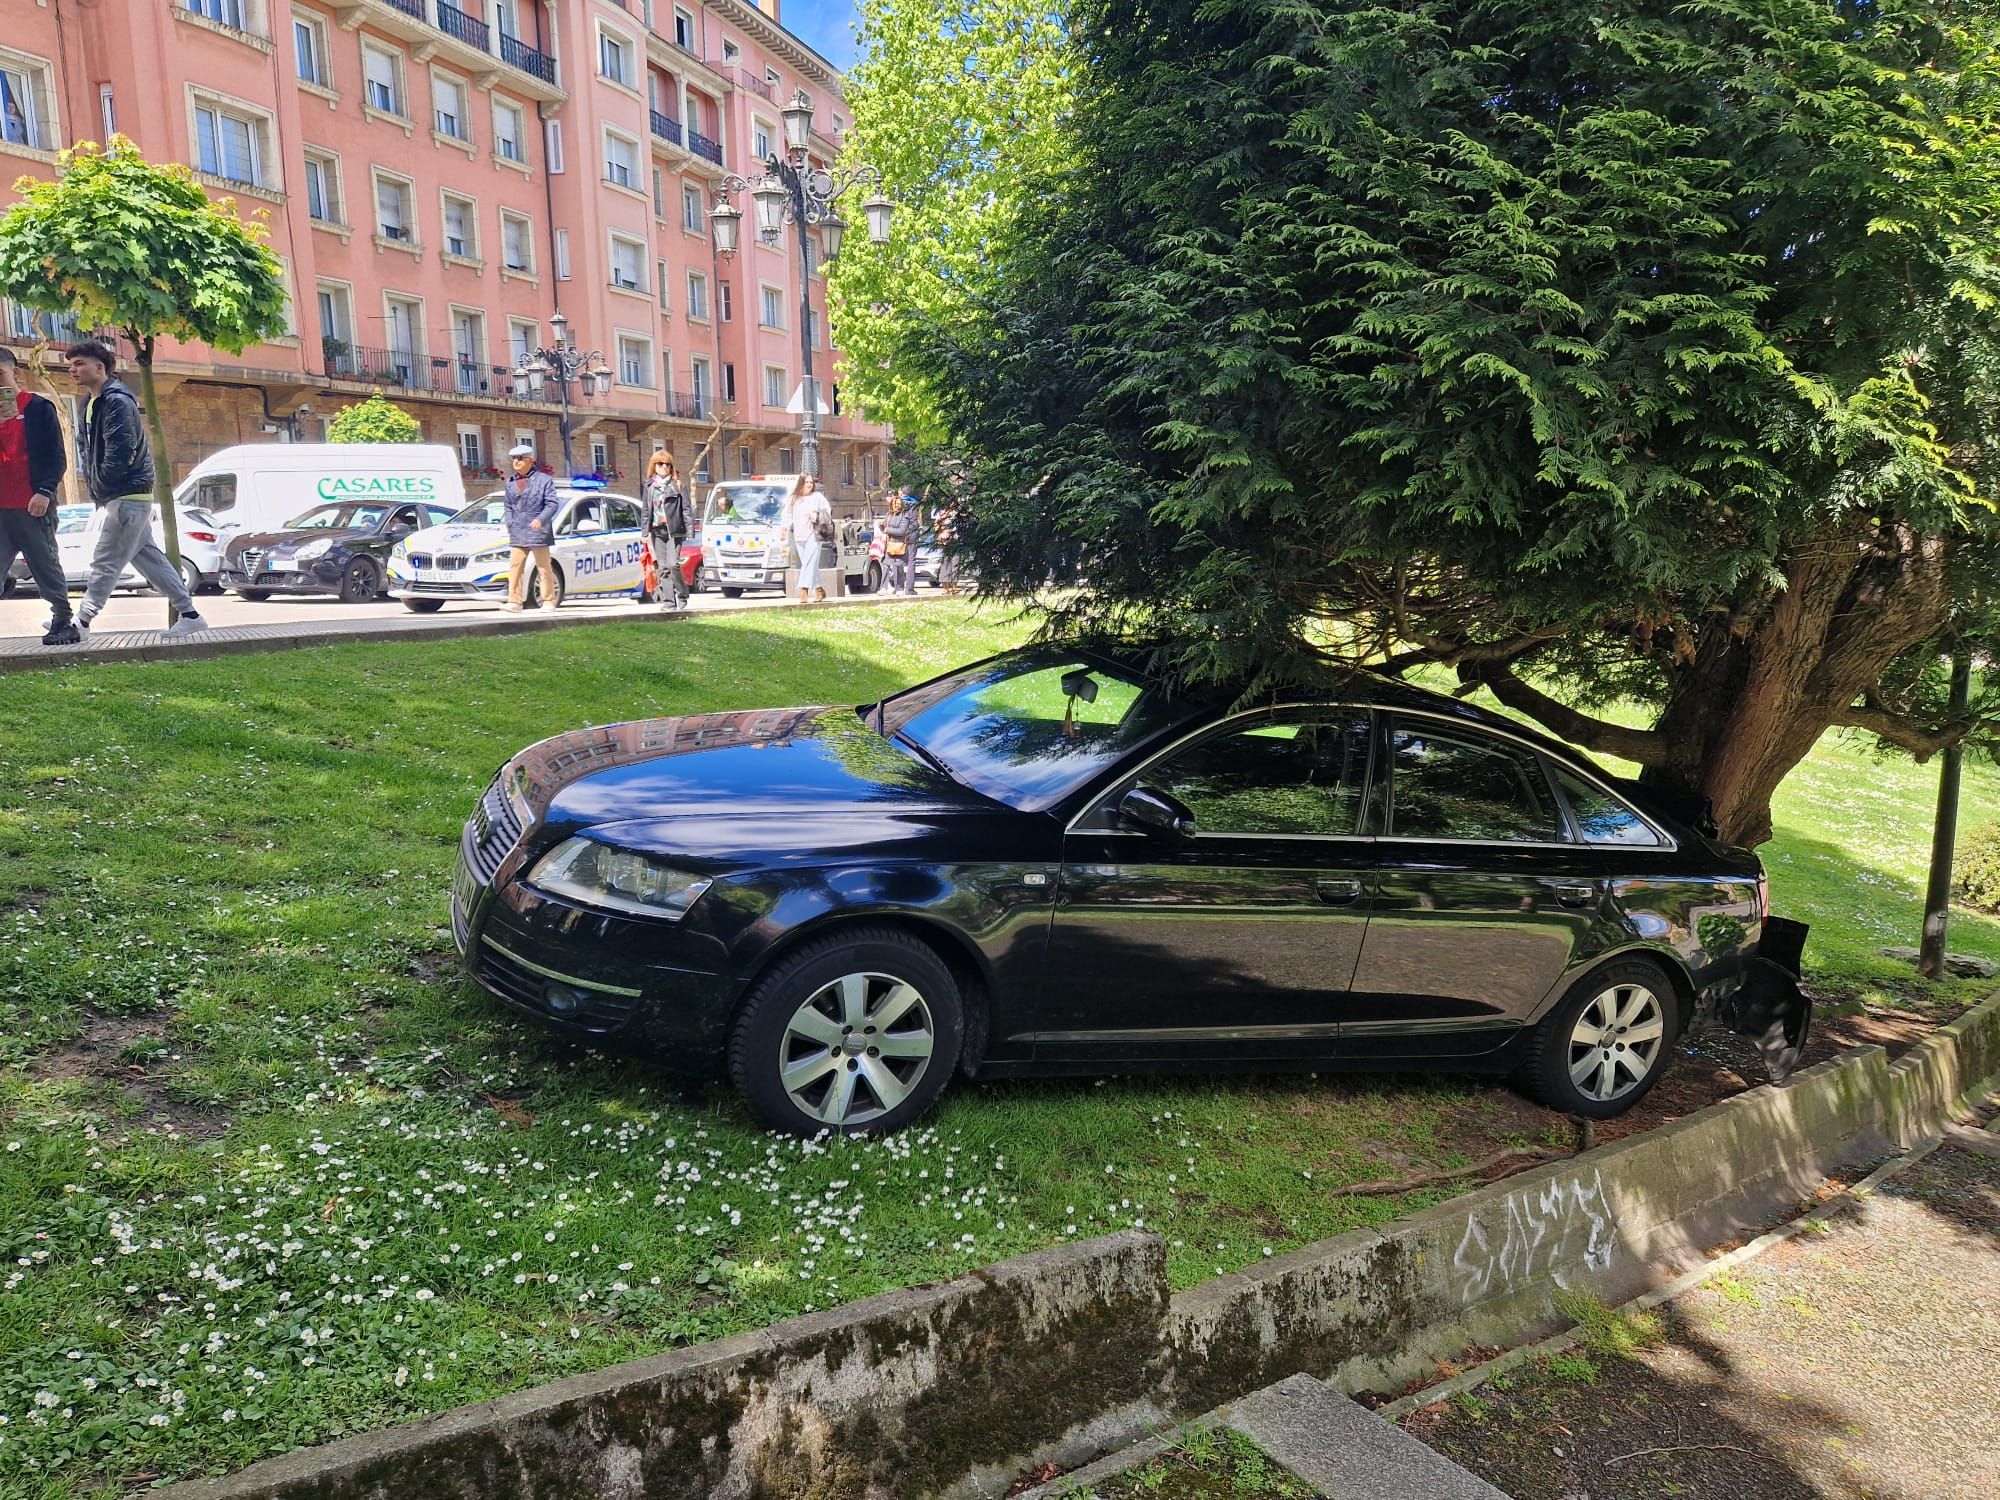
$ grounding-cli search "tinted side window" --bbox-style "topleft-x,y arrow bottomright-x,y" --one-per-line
1553,767 -> 1662,847
1387,721 -> 1562,842
607,497 -> 642,531
195,474 -> 237,513
1150,715 -> 1371,837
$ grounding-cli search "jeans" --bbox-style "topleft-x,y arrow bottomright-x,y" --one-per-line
507,546 -> 556,605
0,506 -> 70,620
652,533 -> 688,607
796,536 -> 823,592
82,499 -> 194,618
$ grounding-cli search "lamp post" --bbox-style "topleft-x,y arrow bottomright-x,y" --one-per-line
708,90 -> 893,480
511,310 -> 613,477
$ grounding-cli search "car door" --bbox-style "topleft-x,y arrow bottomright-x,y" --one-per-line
602,496 -> 646,592
1343,713 -> 1602,1057
1035,709 -> 1377,1062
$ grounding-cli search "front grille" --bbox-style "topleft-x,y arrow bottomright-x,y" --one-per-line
239,549 -> 263,575
408,553 -> 432,568
474,942 -> 636,1034
467,775 -> 523,883
439,555 -> 468,569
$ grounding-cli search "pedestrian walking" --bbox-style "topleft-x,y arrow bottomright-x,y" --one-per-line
0,347 -> 78,645
785,473 -> 833,604
501,442 -> 559,611
643,450 -> 690,613
881,492 -> 918,596
66,340 -> 206,637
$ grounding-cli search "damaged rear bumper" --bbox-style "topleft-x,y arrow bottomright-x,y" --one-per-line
1715,914 -> 1812,1083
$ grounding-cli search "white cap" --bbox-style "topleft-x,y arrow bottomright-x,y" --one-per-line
508,442 -> 535,458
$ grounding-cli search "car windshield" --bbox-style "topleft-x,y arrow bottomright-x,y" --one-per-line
454,495 -> 511,527
284,503 -> 389,530
55,505 -> 92,535
874,650 -> 1202,810
703,483 -> 788,527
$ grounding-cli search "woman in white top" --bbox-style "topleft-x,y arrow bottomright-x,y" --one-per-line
786,472 -> 834,603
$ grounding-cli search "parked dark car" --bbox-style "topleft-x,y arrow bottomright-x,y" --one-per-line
451,646 -> 1808,1135
222,499 -> 459,602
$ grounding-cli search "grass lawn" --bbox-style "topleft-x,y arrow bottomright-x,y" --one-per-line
2,601 -> 1994,1496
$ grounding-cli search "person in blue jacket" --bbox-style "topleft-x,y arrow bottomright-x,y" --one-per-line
502,442 -> 560,611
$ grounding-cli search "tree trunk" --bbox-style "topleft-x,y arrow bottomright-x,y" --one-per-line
134,335 -> 184,629
1918,649 -> 1972,979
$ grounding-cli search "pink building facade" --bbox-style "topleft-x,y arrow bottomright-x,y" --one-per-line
0,0 -> 892,506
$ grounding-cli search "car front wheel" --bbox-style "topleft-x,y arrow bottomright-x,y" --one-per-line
1517,960 -> 1679,1118
338,557 -> 379,603
730,927 -> 963,1136
402,598 -> 445,613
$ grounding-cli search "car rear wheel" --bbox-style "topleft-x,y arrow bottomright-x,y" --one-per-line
178,558 -> 202,596
863,562 -> 882,594
528,565 -> 565,609
402,598 -> 445,613
1516,959 -> 1678,1118
237,589 -> 271,602
690,563 -> 708,593
337,557 -> 379,603
730,927 -> 963,1136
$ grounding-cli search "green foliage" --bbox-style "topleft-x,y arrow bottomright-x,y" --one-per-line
0,137 -> 288,354
1554,1288 -> 1666,1358
1541,1349 -> 1600,1384
830,0 -> 1074,442
328,395 -> 424,444
1954,821 -> 2000,913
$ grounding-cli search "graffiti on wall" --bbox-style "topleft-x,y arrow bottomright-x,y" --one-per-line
1451,1168 -> 1619,1300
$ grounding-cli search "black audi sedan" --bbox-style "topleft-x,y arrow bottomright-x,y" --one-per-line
452,646 -> 1806,1135
223,499 -> 458,602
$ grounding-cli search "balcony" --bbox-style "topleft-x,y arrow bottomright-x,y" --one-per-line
434,1 -> 489,49
737,68 -> 774,102
382,0 -> 423,17
329,1 -> 563,99
666,391 -> 705,419
687,129 -> 722,167
499,33 -> 557,86
649,110 -> 682,148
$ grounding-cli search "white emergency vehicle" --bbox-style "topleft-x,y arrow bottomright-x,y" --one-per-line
385,478 -> 647,611
700,477 -> 876,597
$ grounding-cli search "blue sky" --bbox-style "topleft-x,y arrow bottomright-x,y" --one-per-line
782,0 -> 861,71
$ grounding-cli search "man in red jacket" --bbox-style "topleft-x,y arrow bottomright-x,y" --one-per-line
0,346 -> 78,645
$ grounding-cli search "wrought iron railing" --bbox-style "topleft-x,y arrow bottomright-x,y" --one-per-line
500,33 -> 556,83
687,129 -> 721,166
738,68 -> 774,102
649,110 -> 682,147
382,0 -> 424,20
434,1 -> 489,49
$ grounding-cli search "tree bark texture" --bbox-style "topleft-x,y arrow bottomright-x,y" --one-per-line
134,338 -> 186,629
1918,649 -> 1972,979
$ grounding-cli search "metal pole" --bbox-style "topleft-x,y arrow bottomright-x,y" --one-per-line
790,164 -> 819,481
555,363 -> 575,477
1918,647 -> 1973,979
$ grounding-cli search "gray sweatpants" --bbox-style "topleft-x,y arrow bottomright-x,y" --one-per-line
82,499 -> 194,619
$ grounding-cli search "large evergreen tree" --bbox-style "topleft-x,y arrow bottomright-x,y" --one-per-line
914,0 -> 2000,846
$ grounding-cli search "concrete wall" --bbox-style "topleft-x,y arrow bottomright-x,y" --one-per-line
156,991 -> 2000,1500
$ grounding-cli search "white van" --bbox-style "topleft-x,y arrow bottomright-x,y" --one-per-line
173,444 -> 467,543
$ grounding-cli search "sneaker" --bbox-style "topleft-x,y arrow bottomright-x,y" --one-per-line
503,601 -> 525,613
164,613 -> 209,639
42,618 -> 80,646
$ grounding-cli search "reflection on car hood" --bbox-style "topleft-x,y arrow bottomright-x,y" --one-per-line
227,527 -> 369,558
397,523 -> 505,556
519,707 -> 992,828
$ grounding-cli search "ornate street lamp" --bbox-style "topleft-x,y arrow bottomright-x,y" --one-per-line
708,89 -> 897,480
513,310 -> 612,476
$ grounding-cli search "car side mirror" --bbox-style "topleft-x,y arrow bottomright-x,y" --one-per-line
1119,785 -> 1196,838
577,518 -> 606,534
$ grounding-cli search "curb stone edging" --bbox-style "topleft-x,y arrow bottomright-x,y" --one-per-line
154,991 -> 2000,1500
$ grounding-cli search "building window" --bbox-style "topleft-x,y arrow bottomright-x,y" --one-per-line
194,101 -> 263,186
803,236 -> 816,279
763,365 -> 785,408
493,98 -> 526,163
682,184 -> 703,234
841,451 -> 854,486
293,12 -> 330,86
609,234 -> 645,291
500,210 -> 533,272
361,43 -> 403,117
385,295 -> 423,381
0,55 -> 54,152
99,84 -> 115,140
598,28 -> 635,87
673,7 -> 695,50
751,119 -> 771,163
656,260 -> 671,311
652,164 -> 665,217
722,39 -> 739,64
807,308 -> 822,348
441,193 -> 476,258
302,150 -> 340,223
604,129 -> 638,188
432,73 -> 468,141
690,357 -> 711,416
765,65 -> 780,88
509,319 -> 537,366
459,427 -> 484,468
685,271 -> 708,320
721,361 -> 736,403
617,334 -> 650,388
777,447 -> 794,472
374,172 -> 416,244
759,284 -> 784,330
545,118 -> 564,173
186,0 -> 246,28
591,437 -> 609,474
451,309 -> 484,392
554,227 -> 572,280
738,443 -> 752,479
863,454 -> 878,489
316,282 -> 353,371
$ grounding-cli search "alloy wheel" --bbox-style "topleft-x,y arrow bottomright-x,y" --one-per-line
778,971 -> 935,1127
1566,982 -> 1666,1102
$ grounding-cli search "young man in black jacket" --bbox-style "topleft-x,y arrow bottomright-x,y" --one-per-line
0,346 -> 79,645
66,340 -> 206,636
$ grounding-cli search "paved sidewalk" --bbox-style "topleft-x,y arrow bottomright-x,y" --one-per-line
0,584 -> 934,672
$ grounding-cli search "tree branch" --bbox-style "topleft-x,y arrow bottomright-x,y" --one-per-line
1458,661 -> 1668,765
1828,701 -> 1960,761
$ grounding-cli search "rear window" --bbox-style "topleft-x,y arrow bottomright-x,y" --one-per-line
194,474 -> 237,513
1553,767 -> 1662,846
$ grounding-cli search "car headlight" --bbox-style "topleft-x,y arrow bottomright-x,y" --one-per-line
294,538 -> 333,561
473,548 -> 509,565
526,838 -> 713,920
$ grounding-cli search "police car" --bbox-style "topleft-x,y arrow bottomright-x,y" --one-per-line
386,478 -> 647,611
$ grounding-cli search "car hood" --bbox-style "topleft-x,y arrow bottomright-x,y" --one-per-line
227,527 -> 370,558
397,522 -> 505,557
510,704 -> 1013,830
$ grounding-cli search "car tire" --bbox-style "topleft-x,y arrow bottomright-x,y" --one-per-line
402,598 -> 445,613
691,564 -> 707,594
528,565 -> 566,609
237,589 -> 271,602
1515,958 -> 1680,1119
729,926 -> 964,1136
863,562 -> 882,595
337,558 -> 379,604
178,558 -> 202,596
720,585 -> 743,599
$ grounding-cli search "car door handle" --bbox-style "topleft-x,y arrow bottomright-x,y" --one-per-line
1549,881 -> 1598,908
1316,877 -> 1363,906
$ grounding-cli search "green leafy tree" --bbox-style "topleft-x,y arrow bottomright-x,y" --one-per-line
327,395 -> 423,444
0,139 -> 288,621
913,0 -> 2000,846
830,0 -> 1075,444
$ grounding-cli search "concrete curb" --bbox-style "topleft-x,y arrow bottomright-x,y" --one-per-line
153,991 -> 2000,1500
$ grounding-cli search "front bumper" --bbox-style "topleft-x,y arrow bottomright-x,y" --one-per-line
221,565 -> 343,595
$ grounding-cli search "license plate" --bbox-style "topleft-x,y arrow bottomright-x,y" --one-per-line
723,570 -> 760,581
267,559 -> 296,572
411,568 -> 434,581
